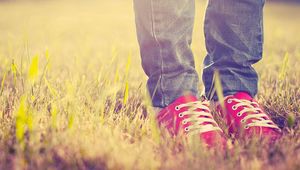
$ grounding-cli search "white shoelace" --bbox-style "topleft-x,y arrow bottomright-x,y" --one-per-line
175,101 -> 222,135
227,98 -> 280,130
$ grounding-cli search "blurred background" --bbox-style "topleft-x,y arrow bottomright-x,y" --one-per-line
0,0 -> 299,86
0,0 -> 299,75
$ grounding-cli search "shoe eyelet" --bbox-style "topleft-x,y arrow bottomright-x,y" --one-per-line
232,105 -> 237,110
244,125 -> 249,129
178,113 -> 183,118
175,106 -> 180,111
227,99 -> 232,104
241,119 -> 245,123
182,120 -> 187,125
184,127 -> 189,132
237,112 -> 242,117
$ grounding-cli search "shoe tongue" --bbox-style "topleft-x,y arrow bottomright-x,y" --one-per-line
175,95 -> 198,103
233,92 -> 253,101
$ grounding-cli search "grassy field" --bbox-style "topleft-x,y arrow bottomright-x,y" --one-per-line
0,0 -> 300,169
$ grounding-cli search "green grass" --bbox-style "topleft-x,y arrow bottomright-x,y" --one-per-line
0,0 -> 300,169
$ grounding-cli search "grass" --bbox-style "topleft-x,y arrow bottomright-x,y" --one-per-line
0,0 -> 300,169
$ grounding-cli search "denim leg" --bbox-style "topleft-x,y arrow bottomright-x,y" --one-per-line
134,0 -> 198,107
203,0 -> 265,100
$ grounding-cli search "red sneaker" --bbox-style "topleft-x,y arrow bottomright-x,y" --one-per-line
156,95 -> 226,148
217,92 -> 282,142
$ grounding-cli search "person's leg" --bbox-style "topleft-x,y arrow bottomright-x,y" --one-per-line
203,0 -> 281,141
203,0 -> 265,100
133,0 -> 198,108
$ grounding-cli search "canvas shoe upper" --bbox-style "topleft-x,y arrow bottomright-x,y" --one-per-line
157,95 -> 227,148
217,92 -> 282,142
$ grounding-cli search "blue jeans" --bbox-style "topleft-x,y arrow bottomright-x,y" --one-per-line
134,0 -> 265,108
